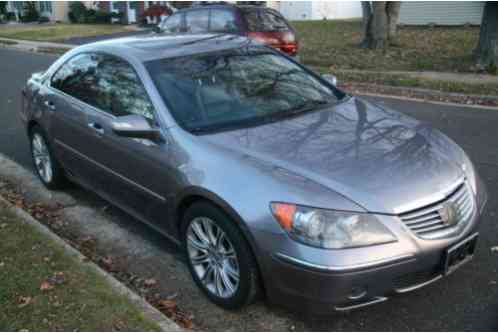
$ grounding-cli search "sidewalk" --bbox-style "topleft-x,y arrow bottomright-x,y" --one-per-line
336,69 -> 498,86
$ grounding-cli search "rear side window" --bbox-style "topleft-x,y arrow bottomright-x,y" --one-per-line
51,53 -> 155,120
162,13 -> 183,33
244,9 -> 290,32
51,53 -> 101,107
185,9 -> 209,33
209,9 -> 238,33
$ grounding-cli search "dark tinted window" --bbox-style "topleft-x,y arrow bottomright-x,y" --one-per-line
185,9 -> 209,33
162,13 -> 182,33
146,51 -> 339,133
209,9 -> 238,33
244,9 -> 289,32
52,53 -> 155,120
51,53 -> 101,107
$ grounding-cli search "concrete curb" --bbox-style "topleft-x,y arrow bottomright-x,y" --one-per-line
0,37 -> 73,55
0,195 -> 182,332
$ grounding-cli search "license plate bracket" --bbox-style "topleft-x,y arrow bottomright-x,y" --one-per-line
444,233 -> 478,275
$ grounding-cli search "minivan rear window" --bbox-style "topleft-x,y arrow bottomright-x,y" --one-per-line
244,9 -> 290,32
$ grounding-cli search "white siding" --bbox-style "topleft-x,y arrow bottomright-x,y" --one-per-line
399,1 -> 484,26
311,1 -> 361,20
278,1 -> 313,20
276,1 -> 361,21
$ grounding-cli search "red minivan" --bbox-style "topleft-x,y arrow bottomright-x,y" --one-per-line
156,4 -> 299,58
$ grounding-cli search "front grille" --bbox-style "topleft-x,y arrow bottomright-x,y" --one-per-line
399,181 -> 475,239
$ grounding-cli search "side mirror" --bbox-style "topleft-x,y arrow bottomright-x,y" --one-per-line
111,115 -> 163,142
152,25 -> 161,33
322,74 -> 338,87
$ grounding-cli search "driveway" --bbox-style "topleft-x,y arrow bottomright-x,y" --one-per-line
1,48 -> 497,331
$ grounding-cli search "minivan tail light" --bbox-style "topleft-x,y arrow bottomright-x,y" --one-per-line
247,32 -> 299,56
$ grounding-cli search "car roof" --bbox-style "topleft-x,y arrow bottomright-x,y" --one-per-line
73,33 -> 261,63
174,4 -> 273,13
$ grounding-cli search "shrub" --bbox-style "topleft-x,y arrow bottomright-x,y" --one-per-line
95,10 -> 111,24
38,16 -> 50,24
69,1 -> 87,23
5,12 -> 16,21
84,8 -> 97,23
20,2 -> 39,22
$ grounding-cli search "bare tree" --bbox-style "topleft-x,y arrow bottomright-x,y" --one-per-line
474,2 -> 498,71
360,1 -> 402,49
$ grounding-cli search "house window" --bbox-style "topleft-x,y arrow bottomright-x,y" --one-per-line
13,2 -> 24,11
39,1 -> 53,13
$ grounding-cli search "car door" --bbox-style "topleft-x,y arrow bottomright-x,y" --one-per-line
45,53 -> 105,187
77,53 -> 174,228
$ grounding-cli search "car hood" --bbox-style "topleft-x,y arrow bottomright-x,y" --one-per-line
203,97 -> 465,214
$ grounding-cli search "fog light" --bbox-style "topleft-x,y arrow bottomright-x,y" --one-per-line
348,286 -> 367,300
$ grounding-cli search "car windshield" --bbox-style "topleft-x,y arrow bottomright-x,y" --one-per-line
146,49 -> 342,133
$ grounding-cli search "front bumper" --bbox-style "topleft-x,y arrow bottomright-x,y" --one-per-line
257,211 -> 483,315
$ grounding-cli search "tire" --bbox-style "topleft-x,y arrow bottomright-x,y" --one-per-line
29,125 -> 67,190
181,201 -> 260,309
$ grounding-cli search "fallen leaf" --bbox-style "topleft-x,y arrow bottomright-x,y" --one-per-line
0,262 -> 4,267
144,278 -> 157,287
18,296 -> 32,308
0,223 -> 7,229
48,272 -> 65,286
157,299 -> 177,311
491,246 -> 498,253
40,281 -> 54,291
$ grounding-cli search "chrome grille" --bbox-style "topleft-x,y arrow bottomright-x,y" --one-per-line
399,181 -> 475,239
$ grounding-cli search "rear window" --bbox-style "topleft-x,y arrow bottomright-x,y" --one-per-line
243,9 -> 290,32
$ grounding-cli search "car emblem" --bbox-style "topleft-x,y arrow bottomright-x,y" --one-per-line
438,202 -> 458,226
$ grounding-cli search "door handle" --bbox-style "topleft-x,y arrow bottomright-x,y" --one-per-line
44,100 -> 56,111
88,122 -> 105,135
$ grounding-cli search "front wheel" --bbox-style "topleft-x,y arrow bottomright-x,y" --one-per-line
181,201 -> 260,309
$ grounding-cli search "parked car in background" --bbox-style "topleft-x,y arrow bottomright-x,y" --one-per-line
155,4 -> 299,58
21,34 -> 486,313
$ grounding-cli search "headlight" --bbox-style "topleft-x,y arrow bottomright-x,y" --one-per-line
461,153 -> 477,194
270,203 -> 397,249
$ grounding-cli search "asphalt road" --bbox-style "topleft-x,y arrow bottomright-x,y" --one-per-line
1,48 -> 497,331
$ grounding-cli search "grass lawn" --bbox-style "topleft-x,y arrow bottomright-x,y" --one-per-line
0,203 -> 160,331
294,20 -> 480,73
0,24 -> 131,42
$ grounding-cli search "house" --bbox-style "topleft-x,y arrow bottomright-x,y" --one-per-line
267,1 -> 362,21
399,1 -> 484,26
93,1 -> 175,24
5,1 -> 70,22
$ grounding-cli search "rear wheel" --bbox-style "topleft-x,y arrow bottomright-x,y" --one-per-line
29,126 -> 67,190
181,201 -> 260,309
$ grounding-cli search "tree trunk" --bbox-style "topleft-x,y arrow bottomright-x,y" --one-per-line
386,2 -> 401,44
475,2 -> 498,70
359,1 -> 373,48
370,2 -> 388,50
360,1 -> 400,50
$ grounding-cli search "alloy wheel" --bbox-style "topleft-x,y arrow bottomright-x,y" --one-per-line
186,217 -> 240,298
32,133 -> 53,184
